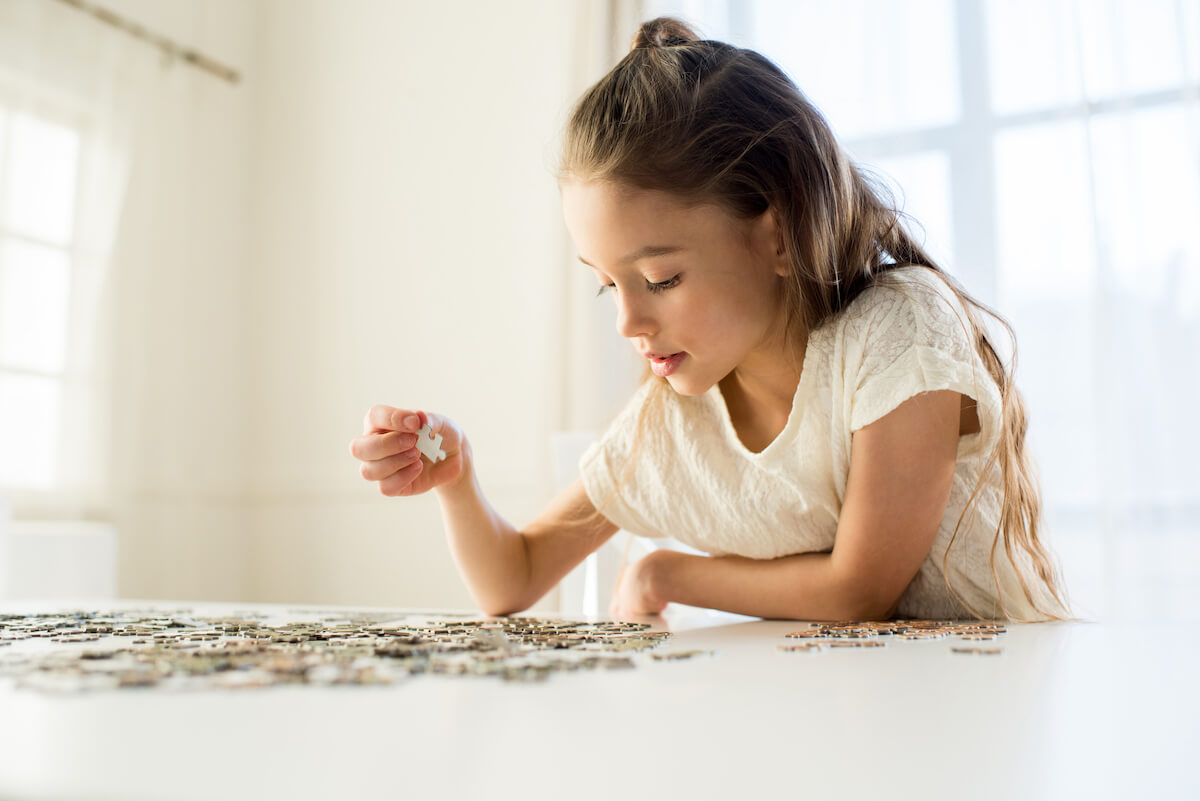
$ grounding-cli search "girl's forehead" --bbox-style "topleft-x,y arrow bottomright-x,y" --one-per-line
562,179 -> 728,230
565,188 -> 726,266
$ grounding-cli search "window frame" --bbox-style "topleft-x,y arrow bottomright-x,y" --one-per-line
0,77 -> 95,509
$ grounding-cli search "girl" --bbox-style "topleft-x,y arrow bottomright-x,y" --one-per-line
350,17 -> 1073,624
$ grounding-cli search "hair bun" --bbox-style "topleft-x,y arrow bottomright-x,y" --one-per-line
631,17 -> 701,49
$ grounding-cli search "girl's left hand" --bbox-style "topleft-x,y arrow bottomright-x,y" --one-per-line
609,550 -> 671,621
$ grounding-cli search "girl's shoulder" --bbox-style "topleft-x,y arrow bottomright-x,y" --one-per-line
832,265 -> 975,353
830,265 -> 1002,445
841,264 -> 958,316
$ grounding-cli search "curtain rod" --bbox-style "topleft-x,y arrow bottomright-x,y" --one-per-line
50,0 -> 241,85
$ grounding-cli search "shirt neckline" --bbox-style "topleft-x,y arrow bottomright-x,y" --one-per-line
707,330 -> 819,463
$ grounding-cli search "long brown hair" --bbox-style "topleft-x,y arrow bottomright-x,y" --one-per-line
559,17 -> 1073,622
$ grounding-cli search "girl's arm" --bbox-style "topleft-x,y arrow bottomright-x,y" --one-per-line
352,405 -> 618,616
620,390 -> 962,621
436,454 -> 618,615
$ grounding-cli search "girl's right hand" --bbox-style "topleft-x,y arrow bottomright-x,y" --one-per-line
350,406 -> 466,496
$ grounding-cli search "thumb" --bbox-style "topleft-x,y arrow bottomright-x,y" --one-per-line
364,405 -> 424,434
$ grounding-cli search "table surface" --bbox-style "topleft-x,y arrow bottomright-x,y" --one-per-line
0,599 -> 1196,801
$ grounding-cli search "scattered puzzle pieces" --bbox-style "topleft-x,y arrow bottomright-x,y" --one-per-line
415,424 -> 446,463
0,611 -> 673,691
780,619 -> 1008,655
649,649 -> 716,661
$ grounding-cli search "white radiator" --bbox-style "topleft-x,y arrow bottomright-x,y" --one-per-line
0,511 -> 117,601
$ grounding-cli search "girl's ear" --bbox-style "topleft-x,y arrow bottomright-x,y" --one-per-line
765,207 -> 790,276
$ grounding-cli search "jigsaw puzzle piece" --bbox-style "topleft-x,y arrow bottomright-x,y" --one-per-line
415,423 -> 446,463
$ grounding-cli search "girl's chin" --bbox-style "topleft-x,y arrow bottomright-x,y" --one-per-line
661,375 -> 710,397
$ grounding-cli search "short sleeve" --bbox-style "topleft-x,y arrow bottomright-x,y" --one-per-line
577,379 -> 663,537
844,271 -> 1000,448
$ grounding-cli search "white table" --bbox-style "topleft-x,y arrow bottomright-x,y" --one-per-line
0,599 -> 1196,801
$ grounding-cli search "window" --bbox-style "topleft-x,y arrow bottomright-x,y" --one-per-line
0,100 -> 84,491
649,0 -> 1200,524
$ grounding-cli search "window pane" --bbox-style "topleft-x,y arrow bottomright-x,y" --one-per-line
1089,105 -> 1200,311
994,120 -> 1094,302
1078,0 -> 1191,102
989,0 -> 1197,114
5,111 -> 80,245
748,0 -> 959,138
859,151 -> 954,270
0,238 -> 71,373
0,371 -> 59,489
986,0 -> 1083,115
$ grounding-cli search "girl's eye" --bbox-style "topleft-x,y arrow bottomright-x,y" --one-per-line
595,274 -> 680,297
647,274 -> 681,293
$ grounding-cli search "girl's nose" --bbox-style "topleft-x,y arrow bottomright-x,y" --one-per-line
615,293 -> 656,340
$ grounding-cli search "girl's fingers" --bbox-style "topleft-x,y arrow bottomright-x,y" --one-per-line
349,431 -> 417,462
363,405 -> 426,435
378,457 -> 424,497
359,448 -> 421,482
352,406 -> 459,497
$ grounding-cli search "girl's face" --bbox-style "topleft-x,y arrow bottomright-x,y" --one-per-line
561,179 -> 793,396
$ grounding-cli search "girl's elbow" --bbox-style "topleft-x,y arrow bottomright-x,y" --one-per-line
477,596 -> 527,618
825,557 -> 902,621
853,594 -> 901,621
475,586 -> 537,618
838,584 -> 902,621
480,605 -> 516,617
855,600 -> 900,621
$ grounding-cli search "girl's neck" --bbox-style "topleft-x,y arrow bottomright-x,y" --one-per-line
719,329 -> 808,425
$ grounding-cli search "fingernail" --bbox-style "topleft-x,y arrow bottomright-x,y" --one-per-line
403,415 -> 419,430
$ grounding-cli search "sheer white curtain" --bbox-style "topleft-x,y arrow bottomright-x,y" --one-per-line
611,0 -> 1200,622
0,0 -> 160,517
980,0 -> 1200,622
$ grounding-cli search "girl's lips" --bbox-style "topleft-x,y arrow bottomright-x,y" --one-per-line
649,351 -> 686,377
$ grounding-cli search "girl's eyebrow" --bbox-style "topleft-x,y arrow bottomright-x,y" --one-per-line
577,245 -> 685,268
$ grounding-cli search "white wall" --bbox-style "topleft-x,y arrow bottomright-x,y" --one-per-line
246,0 -> 597,610
102,0 -> 257,602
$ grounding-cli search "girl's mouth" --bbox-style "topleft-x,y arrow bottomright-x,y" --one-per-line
650,352 -> 686,377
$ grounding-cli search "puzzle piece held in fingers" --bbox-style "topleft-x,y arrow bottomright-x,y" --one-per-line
416,424 -> 446,463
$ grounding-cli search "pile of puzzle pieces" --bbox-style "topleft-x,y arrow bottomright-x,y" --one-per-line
0,610 -> 677,691
778,619 -> 1007,654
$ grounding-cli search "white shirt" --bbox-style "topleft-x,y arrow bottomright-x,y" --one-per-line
579,265 -> 1069,621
